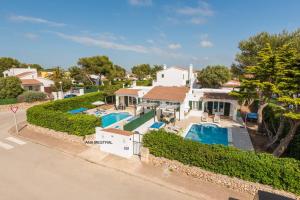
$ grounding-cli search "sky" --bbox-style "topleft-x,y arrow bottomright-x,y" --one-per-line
0,0 -> 299,70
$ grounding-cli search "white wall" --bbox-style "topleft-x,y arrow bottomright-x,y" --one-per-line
96,127 -> 133,158
155,67 -> 189,87
36,77 -> 54,87
3,68 -> 37,77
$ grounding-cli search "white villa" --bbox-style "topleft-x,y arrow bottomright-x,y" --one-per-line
114,64 -> 240,121
3,67 -> 54,93
95,64 -> 253,158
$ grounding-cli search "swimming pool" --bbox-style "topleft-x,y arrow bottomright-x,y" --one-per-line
185,123 -> 228,146
149,121 -> 165,130
101,112 -> 131,128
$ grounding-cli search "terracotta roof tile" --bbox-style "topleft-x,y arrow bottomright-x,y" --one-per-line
21,79 -> 41,85
143,86 -> 189,102
103,128 -> 133,136
114,88 -> 140,96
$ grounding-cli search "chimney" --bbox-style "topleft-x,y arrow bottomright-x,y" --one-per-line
189,64 -> 193,87
163,64 -> 167,70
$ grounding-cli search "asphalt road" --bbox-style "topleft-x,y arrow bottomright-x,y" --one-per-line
0,110 -> 196,200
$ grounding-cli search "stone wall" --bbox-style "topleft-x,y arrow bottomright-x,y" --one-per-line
0,101 -> 49,111
142,148 -> 299,200
27,124 -> 84,144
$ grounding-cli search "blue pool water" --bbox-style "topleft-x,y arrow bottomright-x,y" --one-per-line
185,123 -> 228,146
150,122 -> 165,129
101,112 -> 131,128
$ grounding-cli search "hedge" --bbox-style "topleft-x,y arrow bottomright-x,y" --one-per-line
17,91 -> 47,103
27,92 -> 104,136
0,98 -> 17,105
143,130 -> 300,195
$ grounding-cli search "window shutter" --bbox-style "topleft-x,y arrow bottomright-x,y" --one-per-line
189,101 -> 192,109
198,101 -> 202,110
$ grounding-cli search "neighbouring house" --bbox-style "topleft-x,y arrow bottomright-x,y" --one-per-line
221,80 -> 241,89
3,67 -> 54,93
114,64 -> 240,121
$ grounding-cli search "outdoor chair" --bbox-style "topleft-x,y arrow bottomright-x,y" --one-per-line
201,112 -> 208,122
214,114 -> 221,123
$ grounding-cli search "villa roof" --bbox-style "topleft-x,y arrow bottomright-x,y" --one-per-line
114,88 -> 140,96
222,80 -> 241,87
21,79 -> 41,85
203,92 -> 237,100
143,86 -> 189,102
16,71 -> 34,78
103,128 -> 133,136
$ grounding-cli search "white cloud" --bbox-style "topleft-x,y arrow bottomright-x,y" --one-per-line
54,32 -> 148,53
146,39 -> 154,44
128,0 -> 152,6
9,15 -> 65,27
176,1 -> 214,16
24,33 -> 38,40
200,39 -> 213,48
189,17 -> 206,25
168,43 -> 181,50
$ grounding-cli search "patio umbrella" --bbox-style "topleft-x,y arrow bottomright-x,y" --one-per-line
92,101 -> 105,106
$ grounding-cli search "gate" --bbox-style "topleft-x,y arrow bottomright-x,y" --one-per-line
133,131 -> 142,156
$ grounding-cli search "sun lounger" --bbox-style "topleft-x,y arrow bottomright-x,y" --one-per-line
201,112 -> 208,122
214,114 -> 221,123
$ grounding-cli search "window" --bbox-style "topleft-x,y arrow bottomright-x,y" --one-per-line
183,74 -> 184,79
161,74 -> 164,78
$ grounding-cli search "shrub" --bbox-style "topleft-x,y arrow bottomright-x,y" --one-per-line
0,98 -> 17,105
27,92 -> 104,136
18,91 -> 47,103
143,130 -> 300,195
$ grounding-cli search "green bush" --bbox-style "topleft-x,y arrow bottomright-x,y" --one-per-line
143,130 -> 300,195
18,91 -> 47,103
27,92 -> 104,136
0,98 -> 17,105
136,79 -> 152,86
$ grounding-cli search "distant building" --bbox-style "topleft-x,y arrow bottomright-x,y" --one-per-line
3,67 -> 54,93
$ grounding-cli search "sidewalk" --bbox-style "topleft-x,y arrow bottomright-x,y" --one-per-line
13,125 -> 252,200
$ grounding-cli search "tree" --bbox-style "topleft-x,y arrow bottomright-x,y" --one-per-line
151,65 -> 163,79
109,65 -> 126,80
235,29 -> 300,69
197,65 -> 231,88
231,44 -> 279,132
0,77 -> 23,98
20,63 -> 44,71
48,67 -> 65,81
0,57 -> 20,77
69,66 -> 92,85
78,56 -> 114,85
131,64 -> 151,80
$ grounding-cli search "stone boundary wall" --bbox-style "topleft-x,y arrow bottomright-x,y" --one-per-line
27,124 -> 88,144
142,148 -> 299,200
0,101 -> 49,111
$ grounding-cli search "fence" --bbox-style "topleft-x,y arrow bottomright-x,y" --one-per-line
124,110 -> 155,131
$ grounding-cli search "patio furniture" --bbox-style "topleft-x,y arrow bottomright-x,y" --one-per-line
202,112 -> 208,122
166,125 -> 181,134
92,101 -> 105,106
214,114 -> 221,123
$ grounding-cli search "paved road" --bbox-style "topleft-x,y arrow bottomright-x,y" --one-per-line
0,110 -> 196,200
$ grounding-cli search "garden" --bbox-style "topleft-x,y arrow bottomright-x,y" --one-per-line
27,92 -> 105,136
